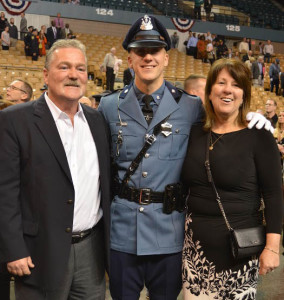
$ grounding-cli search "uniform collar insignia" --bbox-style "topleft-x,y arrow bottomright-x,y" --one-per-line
140,15 -> 153,31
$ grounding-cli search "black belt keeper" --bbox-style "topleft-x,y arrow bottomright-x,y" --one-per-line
114,182 -> 187,214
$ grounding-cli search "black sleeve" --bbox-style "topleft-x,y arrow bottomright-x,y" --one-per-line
253,128 -> 283,233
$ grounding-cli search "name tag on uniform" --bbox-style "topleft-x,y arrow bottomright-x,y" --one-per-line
116,122 -> 128,126
161,122 -> 172,137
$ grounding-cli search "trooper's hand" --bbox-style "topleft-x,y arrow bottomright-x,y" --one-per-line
246,112 -> 274,133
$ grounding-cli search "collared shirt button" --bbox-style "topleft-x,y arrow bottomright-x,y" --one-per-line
139,207 -> 144,212
142,172 -> 148,178
144,153 -> 150,158
65,227 -> 72,233
67,199 -> 73,204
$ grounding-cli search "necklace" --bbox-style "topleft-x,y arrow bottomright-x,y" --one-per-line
209,131 -> 225,150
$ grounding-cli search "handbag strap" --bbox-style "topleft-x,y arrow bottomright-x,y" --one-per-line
205,131 -> 233,231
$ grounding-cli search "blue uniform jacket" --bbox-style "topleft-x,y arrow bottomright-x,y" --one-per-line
99,81 -> 203,255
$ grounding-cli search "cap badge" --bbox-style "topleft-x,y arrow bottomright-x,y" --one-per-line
140,15 -> 153,31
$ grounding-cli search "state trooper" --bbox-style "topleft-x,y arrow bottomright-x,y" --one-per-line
24,25 -> 33,57
98,15 -> 273,300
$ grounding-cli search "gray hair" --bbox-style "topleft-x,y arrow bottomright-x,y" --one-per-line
45,39 -> 87,69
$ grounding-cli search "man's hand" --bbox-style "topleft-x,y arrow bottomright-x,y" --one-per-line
7,256 -> 35,276
246,112 -> 274,133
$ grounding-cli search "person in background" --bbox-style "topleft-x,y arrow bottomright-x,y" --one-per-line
247,37 -> 252,51
233,51 -> 241,60
252,56 -> 265,86
1,25 -> 10,50
8,18 -> 18,47
184,74 -> 207,103
46,20 -> 58,49
20,12 -> 27,41
187,32 -> 198,58
92,91 -> 111,109
263,40 -> 274,63
182,58 -> 283,299
206,39 -> 215,65
123,67 -> 134,86
254,41 -> 264,55
30,28 -> 39,61
273,110 -> 284,156
6,79 -> 33,103
265,99 -> 278,128
61,23 -> 73,39
194,0 -> 204,20
38,26 -> 47,56
102,47 -> 117,91
54,12 -> 64,38
216,39 -> 228,59
197,34 -> 207,63
281,72 -> 284,97
171,31 -> 179,49
239,37 -> 249,57
24,26 -> 33,56
269,58 -> 281,95
204,0 -> 212,21
79,96 -> 92,107
0,11 -> 7,37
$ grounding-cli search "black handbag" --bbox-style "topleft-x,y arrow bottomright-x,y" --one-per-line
230,226 -> 266,259
205,132 -> 266,260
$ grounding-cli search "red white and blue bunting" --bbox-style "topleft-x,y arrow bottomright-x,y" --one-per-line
171,18 -> 195,32
0,0 -> 31,15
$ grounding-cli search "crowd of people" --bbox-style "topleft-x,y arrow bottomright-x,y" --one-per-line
0,13 -> 283,300
184,32 -> 283,96
0,11 -> 75,62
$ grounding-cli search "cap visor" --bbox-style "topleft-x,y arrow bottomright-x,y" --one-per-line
128,40 -> 167,49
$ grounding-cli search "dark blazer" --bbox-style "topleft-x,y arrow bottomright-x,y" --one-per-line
46,26 -> 57,48
0,95 -> 111,291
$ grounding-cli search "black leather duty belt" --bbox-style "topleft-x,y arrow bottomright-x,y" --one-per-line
72,219 -> 102,244
118,185 -> 164,205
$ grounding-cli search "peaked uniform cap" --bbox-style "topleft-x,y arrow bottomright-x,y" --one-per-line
122,15 -> 171,51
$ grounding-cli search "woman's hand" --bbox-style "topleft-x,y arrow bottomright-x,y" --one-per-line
259,247 -> 279,275
259,233 -> 281,275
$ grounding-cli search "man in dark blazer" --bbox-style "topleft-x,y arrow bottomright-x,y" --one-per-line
0,39 -> 110,299
46,20 -> 58,49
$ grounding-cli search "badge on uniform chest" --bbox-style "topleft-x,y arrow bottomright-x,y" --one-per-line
161,122 -> 172,137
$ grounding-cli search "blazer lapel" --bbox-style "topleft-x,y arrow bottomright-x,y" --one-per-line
33,95 -> 73,184
118,88 -> 147,129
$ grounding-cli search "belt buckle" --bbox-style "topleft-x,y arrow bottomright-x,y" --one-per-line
139,188 -> 151,205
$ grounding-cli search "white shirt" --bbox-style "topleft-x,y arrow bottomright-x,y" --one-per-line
263,44 -> 274,55
239,41 -> 249,53
45,93 -> 102,232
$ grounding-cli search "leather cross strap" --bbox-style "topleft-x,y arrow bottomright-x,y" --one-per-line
119,116 -> 169,195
